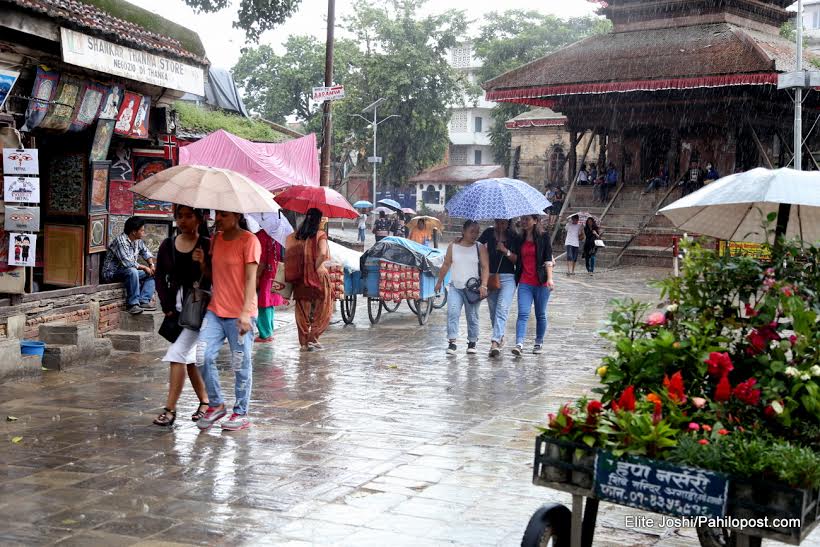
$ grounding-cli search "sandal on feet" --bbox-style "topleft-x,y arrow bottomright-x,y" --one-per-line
191,402 -> 209,422
153,408 -> 176,427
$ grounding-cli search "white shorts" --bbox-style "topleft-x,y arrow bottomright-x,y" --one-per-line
162,328 -> 199,364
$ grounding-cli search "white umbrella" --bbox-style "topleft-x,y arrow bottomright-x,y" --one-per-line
130,164 -> 280,214
659,168 -> 820,244
247,212 -> 293,246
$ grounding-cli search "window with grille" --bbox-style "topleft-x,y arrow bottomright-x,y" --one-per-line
450,111 -> 468,133
451,46 -> 471,68
474,150 -> 482,165
474,116 -> 483,133
450,147 -> 468,164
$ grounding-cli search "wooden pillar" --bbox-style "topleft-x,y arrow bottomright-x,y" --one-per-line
668,127 -> 681,181
568,130 -> 578,184
597,130 -> 607,170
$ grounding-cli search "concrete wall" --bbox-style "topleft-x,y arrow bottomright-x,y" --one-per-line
511,127 -> 599,189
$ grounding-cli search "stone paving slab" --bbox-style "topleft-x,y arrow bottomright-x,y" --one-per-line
0,265 -> 817,546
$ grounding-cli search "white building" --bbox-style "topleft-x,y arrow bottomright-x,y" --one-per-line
447,44 -> 495,166
797,0 -> 820,53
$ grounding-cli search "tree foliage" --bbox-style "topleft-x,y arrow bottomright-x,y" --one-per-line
182,0 -> 301,41
473,11 -> 611,165
233,0 -> 467,185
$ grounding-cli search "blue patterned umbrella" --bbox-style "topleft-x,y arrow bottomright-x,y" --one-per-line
445,178 -> 552,220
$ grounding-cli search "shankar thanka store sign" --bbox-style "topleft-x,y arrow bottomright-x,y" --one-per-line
60,28 -> 205,96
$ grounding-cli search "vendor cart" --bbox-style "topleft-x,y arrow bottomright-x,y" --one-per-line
523,434 -> 820,547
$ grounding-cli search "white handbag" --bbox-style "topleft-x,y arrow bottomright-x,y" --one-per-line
594,239 -> 606,247
271,264 -> 293,299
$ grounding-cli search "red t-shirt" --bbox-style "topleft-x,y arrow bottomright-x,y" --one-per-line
520,240 -> 546,286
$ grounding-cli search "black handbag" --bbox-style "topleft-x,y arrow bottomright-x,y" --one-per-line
158,312 -> 183,342
464,243 -> 485,304
178,281 -> 210,331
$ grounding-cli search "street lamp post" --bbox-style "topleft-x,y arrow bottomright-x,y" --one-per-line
795,0 -> 803,172
357,99 -> 398,204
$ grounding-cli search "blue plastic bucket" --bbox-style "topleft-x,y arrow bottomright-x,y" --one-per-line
20,340 -> 45,359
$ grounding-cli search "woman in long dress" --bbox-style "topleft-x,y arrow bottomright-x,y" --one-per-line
254,228 -> 285,342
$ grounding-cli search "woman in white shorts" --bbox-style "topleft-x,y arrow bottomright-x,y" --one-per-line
152,205 -> 211,426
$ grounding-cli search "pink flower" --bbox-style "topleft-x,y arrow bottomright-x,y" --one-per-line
646,312 -> 666,327
702,424 -> 712,432
698,439 -> 710,445
765,267 -> 775,277
789,335 -> 798,346
691,397 -> 707,409
705,352 -> 734,378
688,422 -> 700,431
781,286 -> 794,297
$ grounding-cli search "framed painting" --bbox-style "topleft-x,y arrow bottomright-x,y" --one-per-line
108,215 -> 128,243
44,224 -> 85,287
108,181 -> 133,215
88,160 -> 110,213
108,143 -> 134,182
47,153 -> 86,216
90,119 -> 115,162
87,214 -> 107,253
141,220 -> 172,256
133,153 -> 173,216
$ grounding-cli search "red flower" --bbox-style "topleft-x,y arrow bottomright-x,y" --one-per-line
646,311 -> 667,327
652,400 -> 662,425
617,386 -> 636,412
698,439 -> 710,445
705,353 -> 734,378
782,286 -> 794,297
746,325 -> 779,356
744,303 -> 758,317
702,424 -> 712,432
715,375 -> 732,402
718,429 -> 729,435
789,335 -> 798,346
764,405 -> 775,418
663,371 -> 687,403
587,400 -> 603,416
732,378 -> 761,406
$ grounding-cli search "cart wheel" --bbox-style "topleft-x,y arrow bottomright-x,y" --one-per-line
416,298 -> 433,325
696,528 -> 761,547
521,503 -> 571,547
367,298 -> 382,324
340,295 -> 357,324
382,299 -> 401,313
432,288 -> 448,309
406,299 -> 418,315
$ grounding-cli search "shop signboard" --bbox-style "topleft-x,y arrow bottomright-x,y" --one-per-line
2,148 -> 39,176
4,206 -> 40,232
60,28 -> 205,96
3,176 -> 40,203
312,85 -> 345,102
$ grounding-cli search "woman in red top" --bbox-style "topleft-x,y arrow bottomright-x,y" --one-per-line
513,214 -> 555,356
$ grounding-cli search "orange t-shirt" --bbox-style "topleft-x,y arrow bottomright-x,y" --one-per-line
208,231 -> 262,318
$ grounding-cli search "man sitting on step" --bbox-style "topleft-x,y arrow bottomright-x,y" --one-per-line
102,216 -> 157,315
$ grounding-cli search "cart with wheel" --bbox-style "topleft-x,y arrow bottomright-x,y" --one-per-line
523,434 -> 820,547
358,236 -> 450,326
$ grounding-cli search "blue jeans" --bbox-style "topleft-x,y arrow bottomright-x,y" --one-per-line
196,310 -> 256,416
516,283 -> 551,346
486,273 -> 516,344
113,267 -> 155,307
447,286 -> 480,343
358,227 -> 366,242
585,254 -> 597,273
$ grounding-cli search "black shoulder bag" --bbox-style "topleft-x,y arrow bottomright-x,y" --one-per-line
158,237 -> 183,342
464,243 -> 486,305
178,237 -> 211,331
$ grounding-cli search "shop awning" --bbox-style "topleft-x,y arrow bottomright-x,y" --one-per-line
179,129 -> 320,191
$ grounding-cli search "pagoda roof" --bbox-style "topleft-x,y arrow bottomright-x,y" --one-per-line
484,23 -> 811,104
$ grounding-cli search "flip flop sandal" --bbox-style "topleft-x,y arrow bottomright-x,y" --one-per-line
191,402 -> 209,422
153,408 -> 176,427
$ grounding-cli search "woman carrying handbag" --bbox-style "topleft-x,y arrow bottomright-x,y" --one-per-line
478,219 -> 520,358
152,205 -> 211,427
513,214 -> 555,357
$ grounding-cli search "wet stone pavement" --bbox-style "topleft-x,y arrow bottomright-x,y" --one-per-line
1,266 -> 817,547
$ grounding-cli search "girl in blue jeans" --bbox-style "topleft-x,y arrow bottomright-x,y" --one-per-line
478,219 -> 520,357
513,215 -> 555,356
435,220 -> 489,355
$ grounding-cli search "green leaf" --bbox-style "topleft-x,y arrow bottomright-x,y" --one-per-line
582,434 -> 596,447
11,436 -> 22,444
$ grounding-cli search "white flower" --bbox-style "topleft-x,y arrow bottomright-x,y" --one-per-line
785,366 -> 800,378
800,374 -> 811,381
811,365 -> 820,377
784,350 -> 794,363
666,304 -> 678,313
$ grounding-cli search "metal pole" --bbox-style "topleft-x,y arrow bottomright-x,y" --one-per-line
319,0 -> 335,186
372,105 -> 378,204
795,0 -> 803,171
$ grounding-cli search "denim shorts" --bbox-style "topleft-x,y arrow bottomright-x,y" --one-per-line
566,245 -> 579,262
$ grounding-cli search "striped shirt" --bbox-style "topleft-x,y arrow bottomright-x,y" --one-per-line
103,233 -> 153,281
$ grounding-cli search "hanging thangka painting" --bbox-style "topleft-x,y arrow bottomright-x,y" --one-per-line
114,91 -> 141,136
90,119 -> 115,162
107,214 -> 128,243
22,66 -> 59,131
108,143 -> 134,181
107,181 -> 133,215
46,153 -> 86,216
133,151 -> 172,216
68,80 -> 108,132
88,160 -> 110,213
129,95 -> 151,139
87,214 -> 107,253
98,85 -> 123,120
39,75 -> 83,132
0,69 -> 19,111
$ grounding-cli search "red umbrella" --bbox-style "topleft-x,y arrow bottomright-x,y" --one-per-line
274,185 -> 359,219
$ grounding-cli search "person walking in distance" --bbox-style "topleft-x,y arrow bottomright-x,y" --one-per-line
373,210 -> 390,242
250,219 -> 283,343
602,162 -> 618,202
582,217 -> 602,276
435,220 -> 489,355
513,214 -> 555,356
564,214 -> 583,276
285,208 -> 333,352
478,219 -> 519,358
196,211 -> 261,432
153,206 -> 211,426
357,213 -> 367,244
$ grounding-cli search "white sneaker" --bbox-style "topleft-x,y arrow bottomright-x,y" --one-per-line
221,413 -> 251,431
512,344 -> 523,357
533,345 -> 543,355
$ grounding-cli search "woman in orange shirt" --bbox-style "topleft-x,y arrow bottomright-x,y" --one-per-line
409,218 -> 432,246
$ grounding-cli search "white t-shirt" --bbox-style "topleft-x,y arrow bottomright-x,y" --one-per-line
578,170 -> 589,183
358,214 -> 367,229
565,223 -> 582,247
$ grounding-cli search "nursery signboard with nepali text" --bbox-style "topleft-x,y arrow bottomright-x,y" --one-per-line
594,452 -> 728,518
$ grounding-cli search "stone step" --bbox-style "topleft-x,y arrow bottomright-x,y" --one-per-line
105,330 -> 165,353
38,322 -> 95,346
42,338 -> 112,371
119,310 -> 165,332
0,338 -> 42,382
620,246 -> 674,268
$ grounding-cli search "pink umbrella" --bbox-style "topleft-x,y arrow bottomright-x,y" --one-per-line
402,207 -> 416,215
